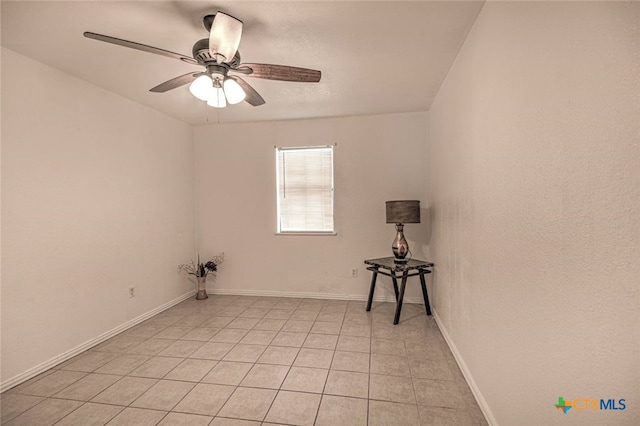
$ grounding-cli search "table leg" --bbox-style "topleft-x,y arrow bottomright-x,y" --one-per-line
393,271 -> 409,325
366,268 -> 378,311
419,271 -> 432,316
391,275 -> 399,302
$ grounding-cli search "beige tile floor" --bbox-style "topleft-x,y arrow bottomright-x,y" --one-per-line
1,296 -> 488,425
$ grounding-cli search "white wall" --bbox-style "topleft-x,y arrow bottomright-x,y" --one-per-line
426,2 -> 639,425
1,49 -> 196,386
193,113 -> 429,300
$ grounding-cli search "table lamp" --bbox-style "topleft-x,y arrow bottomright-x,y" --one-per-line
386,200 -> 420,263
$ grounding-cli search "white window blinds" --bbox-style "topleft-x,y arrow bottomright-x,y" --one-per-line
276,146 -> 334,233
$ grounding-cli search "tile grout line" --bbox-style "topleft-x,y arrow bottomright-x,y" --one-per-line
4,297 -> 484,425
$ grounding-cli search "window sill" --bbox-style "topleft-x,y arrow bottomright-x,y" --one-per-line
275,232 -> 337,236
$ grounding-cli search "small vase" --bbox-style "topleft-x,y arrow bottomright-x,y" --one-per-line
196,276 -> 208,300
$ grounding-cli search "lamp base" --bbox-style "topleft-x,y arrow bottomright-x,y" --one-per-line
391,223 -> 410,263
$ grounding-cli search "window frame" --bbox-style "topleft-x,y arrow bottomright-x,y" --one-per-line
275,145 -> 336,236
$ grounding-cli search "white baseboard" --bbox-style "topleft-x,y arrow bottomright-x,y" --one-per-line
208,287 -> 425,305
0,290 -> 194,393
432,310 -> 496,426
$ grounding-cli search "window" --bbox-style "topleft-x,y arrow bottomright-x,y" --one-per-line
276,146 -> 335,234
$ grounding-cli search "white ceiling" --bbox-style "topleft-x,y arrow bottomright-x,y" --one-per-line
1,1 -> 484,125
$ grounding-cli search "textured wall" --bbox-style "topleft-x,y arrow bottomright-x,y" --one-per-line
427,2 -> 639,425
193,112 -> 428,300
1,49 -> 196,385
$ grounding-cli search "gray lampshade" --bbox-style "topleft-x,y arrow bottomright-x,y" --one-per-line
386,200 -> 420,224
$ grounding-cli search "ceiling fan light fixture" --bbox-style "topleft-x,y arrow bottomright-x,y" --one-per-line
223,78 -> 246,104
84,11 -> 322,112
207,86 -> 227,108
189,75 -> 213,101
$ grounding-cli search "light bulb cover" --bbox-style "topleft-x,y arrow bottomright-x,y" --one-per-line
207,86 -> 227,108
189,75 -> 213,101
209,12 -> 242,64
223,78 -> 246,104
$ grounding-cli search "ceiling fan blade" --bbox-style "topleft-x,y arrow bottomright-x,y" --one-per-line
209,12 -> 243,64
150,72 -> 203,93
84,32 -> 198,65
238,63 -> 321,82
228,76 -> 265,106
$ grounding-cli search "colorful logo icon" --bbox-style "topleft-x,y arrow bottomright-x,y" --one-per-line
555,397 -> 572,414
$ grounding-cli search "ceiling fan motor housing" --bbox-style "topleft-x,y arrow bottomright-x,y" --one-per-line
208,65 -> 227,84
192,38 -> 240,67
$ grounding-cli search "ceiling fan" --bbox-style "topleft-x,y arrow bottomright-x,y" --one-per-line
84,12 -> 321,108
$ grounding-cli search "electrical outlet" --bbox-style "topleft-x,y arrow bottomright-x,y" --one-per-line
129,286 -> 135,298
351,268 -> 358,277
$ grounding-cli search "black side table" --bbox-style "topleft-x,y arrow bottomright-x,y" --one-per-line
364,257 -> 434,325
